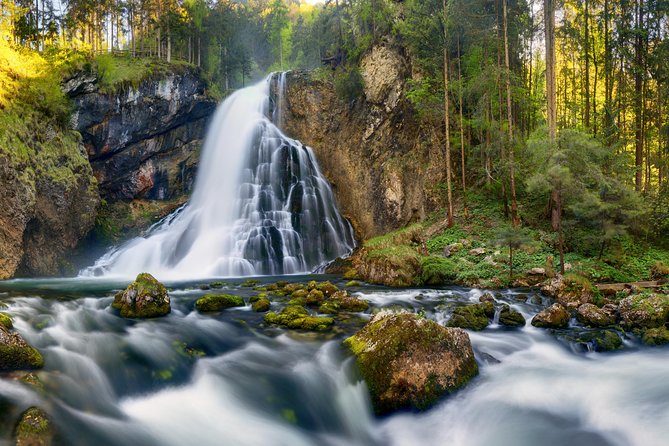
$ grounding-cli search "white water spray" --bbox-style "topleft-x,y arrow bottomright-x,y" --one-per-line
82,74 -> 355,280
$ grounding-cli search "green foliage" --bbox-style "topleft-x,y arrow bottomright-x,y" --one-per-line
420,256 -> 458,285
426,226 -> 467,253
334,66 -> 365,103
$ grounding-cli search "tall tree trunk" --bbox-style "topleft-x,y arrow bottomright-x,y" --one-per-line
502,0 -> 519,226
457,39 -> 468,219
634,0 -> 644,191
584,0 -> 590,128
443,0 -> 454,227
604,0 -> 613,143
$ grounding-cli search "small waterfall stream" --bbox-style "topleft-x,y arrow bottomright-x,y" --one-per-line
82,74 -> 355,280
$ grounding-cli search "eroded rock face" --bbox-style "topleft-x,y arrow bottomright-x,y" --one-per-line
66,66 -> 216,202
281,48 -> 446,240
345,312 -> 478,414
112,273 -> 171,318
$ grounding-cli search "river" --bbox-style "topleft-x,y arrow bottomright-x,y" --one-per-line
0,276 -> 666,446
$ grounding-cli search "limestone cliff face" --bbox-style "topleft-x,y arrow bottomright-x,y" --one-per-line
281,45 -> 445,239
65,66 -> 216,202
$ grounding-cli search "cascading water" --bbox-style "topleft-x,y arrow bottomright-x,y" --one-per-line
82,74 -> 355,280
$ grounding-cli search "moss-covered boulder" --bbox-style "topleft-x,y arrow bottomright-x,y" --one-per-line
318,291 -> 369,314
344,312 -> 478,414
14,407 -> 53,446
541,274 -> 595,310
566,330 -> 623,352
531,303 -> 570,329
316,282 -> 339,297
0,326 -> 44,371
112,273 -> 170,318
498,305 -> 526,328
0,313 -> 13,330
641,327 -> 669,346
251,298 -> 271,312
195,294 -> 245,312
446,304 -> 492,331
305,289 -> 325,307
576,303 -> 617,327
264,306 -> 334,331
618,294 -> 669,329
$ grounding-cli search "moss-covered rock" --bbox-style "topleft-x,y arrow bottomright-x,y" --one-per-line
209,281 -> 224,289
641,327 -> 669,346
566,330 -> 623,352
576,303 -> 617,327
195,294 -> 245,312
112,273 -> 170,318
498,305 -> 526,328
264,306 -> 334,331
318,291 -> 369,314
541,274 -> 596,310
0,313 -> 13,330
251,298 -> 271,312
344,312 -> 478,414
618,293 -> 669,329
0,326 -> 44,371
446,304 -> 491,331
305,289 -> 325,307
316,281 -> 339,297
531,303 -> 571,329
14,407 -> 53,446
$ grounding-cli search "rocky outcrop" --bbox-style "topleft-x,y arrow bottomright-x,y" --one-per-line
531,303 -> 571,329
281,44 -> 446,239
618,293 -> 669,329
112,273 -> 171,318
345,312 -> 478,414
65,66 -> 216,202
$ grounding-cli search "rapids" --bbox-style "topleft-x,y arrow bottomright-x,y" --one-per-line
0,278 -> 667,446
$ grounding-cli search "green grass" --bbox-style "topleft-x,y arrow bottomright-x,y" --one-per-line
94,54 -> 191,93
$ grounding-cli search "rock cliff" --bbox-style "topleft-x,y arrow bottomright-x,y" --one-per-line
65,65 -> 216,201
281,45 -> 446,239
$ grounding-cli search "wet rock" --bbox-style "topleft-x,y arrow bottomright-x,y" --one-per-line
641,327 -> 669,346
264,306 -> 334,331
566,330 -> 623,352
14,407 -> 53,446
469,248 -> 486,256
344,312 -> 478,414
251,298 -> 271,313
576,303 -> 617,327
0,313 -> 13,330
479,293 -> 495,303
112,273 -> 171,318
0,326 -> 44,371
446,304 -> 492,331
479,352 -> 501,365
531,303 -> 570,329
316,282 -> 339,297
618,294 -> 669,329
305,289 -> 325,307
499,305 -> 526,328
195,294 -> 244,312
318,291 -> 369,314
541,274 -> 595,310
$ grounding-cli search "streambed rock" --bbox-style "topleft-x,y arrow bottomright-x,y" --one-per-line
0,325 -> 44,371
264,306 -> 334,331
195,294 -> 244,312
112,273 -> 171,318
345,312 -> 478,414
499,305 -> 526,328
576,303 -> 617,327
446,303 -> 494,331
531,303 -> 571,329
618,294 -> 669,329
14,407 -> 53,446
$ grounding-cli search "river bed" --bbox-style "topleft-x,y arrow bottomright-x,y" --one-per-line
0,276 -> 667,446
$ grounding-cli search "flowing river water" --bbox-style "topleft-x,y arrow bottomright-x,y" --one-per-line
0,277 -> 667,446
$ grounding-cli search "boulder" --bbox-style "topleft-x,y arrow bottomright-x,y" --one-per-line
112,273 -> 171,318
264,306 -> 334,331
14,407 -> 53,446
564,329 -> 623,352
529,268 -> 546,276
618,294 -> 669,329
0,313 -> 13,330
251,298 -> 271,313
318,291 -> 369,314
531,303 -> 570,329
195,294 -> 245,312
0,326 -> 44,371
446,303 -> 493,331
344,312 -> 478,414
641,327 -> 669,346
499,305 -> 526,328
576,303 -> 617,327
469,248 -> 486,256
541,274 -> 595,310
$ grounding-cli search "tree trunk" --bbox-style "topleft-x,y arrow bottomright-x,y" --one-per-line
502,0 -> 519,226
545,0 -> 557,141
634,0 -> 644,191
457,39 -> 468,219
584,0 -> 590,128
444,48 -> 454,228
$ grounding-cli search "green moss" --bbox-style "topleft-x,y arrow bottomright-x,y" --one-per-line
195,294 -> 245,312
0,313 -> 13,330
94,54 -> 192,93
241,279 -> 260,287
14,407 -> 52,445
420,256 -> 458,285
642,327 -> 669,346
281,408 -> 298,424
264,306 -> 334,331
318,293 -> 369,314
113,273 -> 171,318
305,289 -> 325,307
498,305 -> 526,327
209,281 -> 225,289
345,281 -> 361,287
446,304 -> 491,331
252,298 -> 271,312
0,344 -> 44,371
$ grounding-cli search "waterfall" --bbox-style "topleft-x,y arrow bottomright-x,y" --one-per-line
81,73 -> 356,280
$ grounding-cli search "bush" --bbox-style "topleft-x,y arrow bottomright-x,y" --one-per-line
334,66 -> 364,103
420,256 -> 458,285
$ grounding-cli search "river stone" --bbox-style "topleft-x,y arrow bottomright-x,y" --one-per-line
195,294 -> 245,312
499,305 -> 526,328
541,275 -> 594,310
344,312 -> 478,414
0,326 -> 44,371
264,305 -> 334,331
641,327 -> 669,346
576,303 -> 617,327
446,303 -> 493,331
618,294 -> 669,329
251,298 -> 271,312
531,303 -> 570,329
112,273 -> 170,318
14,407 -> 53,446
